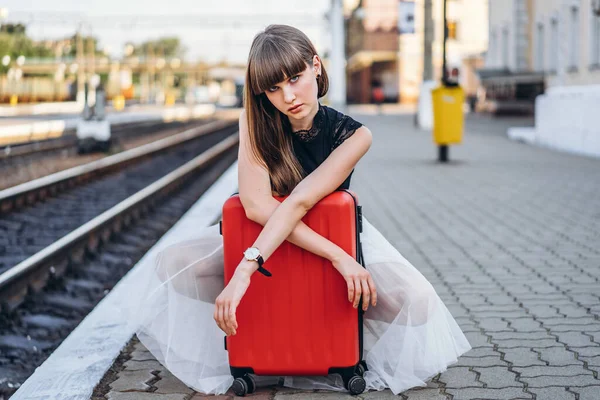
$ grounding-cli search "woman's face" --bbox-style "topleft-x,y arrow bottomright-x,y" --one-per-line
264,55 -> 321,123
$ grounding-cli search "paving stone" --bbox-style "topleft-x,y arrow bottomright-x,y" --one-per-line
190,395 -> 232,400
541,317 -> 597,326
361,389 -> 408,399
107,392 -> 188,400
513,365 -> 591,377
469,310 -> 530,319
569,294 -> 600,306
525,305 -> 561,318
491,332 -> 556,340
573,386 -> 600,400
444,387 -> 532,400
438,367 -> 482,388
484,295 -> 517,306
453,355 -> 508,368
461,347 -> 499,358
470,305 -> 523,313
474,367 -> 522,388
554,332 -> 598,347
535,347 -> 580,365
549,323 -> 600,332
130,349 -> 157,361
527,387 -> 576,400
500,348 -> 546,367
154,371 -> 194,395
519,375 -> 599,388
109,369 -> 155,392
123,359 -> 166,372
578,355 -> 600,366
402,387 -> 447,400
463,331 -> 493,348
555,305 -> 593,318
506,318 -> 545,332
573,347 -> 600,357
493,338 -> 559,348
273,392 -> 356,399
477,318 -> 511,332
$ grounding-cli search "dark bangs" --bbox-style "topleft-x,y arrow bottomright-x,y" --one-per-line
248,38 -> 308,95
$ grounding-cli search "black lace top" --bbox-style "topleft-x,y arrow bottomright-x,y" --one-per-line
287,103 -> 363,190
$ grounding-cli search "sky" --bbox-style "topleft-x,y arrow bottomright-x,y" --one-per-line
1,0 -> 331,63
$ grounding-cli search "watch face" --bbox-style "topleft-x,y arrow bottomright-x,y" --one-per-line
244,247 -> 259,260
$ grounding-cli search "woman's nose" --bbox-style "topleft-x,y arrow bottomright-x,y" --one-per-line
283,86 -> 296,103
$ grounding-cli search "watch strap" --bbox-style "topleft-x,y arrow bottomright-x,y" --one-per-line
255,255 -> 272,277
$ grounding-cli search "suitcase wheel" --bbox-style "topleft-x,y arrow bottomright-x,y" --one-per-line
356,361 -> 367,377
232,374 -> 256,396
347,375 -> 366,395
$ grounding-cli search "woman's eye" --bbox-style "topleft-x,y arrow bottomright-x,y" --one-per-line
290,75 -> 299,83
268,86 -> 278,92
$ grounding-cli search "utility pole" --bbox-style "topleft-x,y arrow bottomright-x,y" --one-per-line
87,33 -> 96,107
441,0 -> 448,85
329,0 -> 346,109
423,0 -> 434,81
76,25 -> 85,106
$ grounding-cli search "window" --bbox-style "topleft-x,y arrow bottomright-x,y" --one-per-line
569,6 -> 579,70
536,23 -> 545,71
550,17 -> 559,73
502,27 -> 509,68
592,13 -> 600,66
490,28 -> 498,65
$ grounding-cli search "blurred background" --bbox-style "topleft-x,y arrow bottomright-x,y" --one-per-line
0,0 -> 595,111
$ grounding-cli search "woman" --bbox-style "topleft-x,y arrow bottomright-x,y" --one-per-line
128,24 -> 471,396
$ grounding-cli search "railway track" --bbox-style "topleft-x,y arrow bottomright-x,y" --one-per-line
0,123 -> 239,398
0,119 -> 219,190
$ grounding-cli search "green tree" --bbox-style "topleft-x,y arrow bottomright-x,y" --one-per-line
133,37 -> 185,58
0,24 -> 55,72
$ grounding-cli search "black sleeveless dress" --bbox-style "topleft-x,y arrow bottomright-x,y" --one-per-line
288,104 -> 363,191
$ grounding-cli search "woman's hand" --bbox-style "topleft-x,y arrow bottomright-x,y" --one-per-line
332,253 -> 377,311
213,260 -> 255,336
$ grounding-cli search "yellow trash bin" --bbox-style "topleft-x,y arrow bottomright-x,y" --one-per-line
165,93 -> 176,107
431,85 -> 465,145
113,95 -> 125,111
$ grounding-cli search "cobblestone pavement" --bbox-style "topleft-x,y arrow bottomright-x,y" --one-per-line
101,113 -> 600,399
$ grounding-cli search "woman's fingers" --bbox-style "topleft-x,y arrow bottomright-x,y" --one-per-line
367,274 -> 377,306
360,279 -> 370,311
353,277 -> 362,308
226,303 -> 237,335
346,278 -> 354,303
216,302 -> 226,334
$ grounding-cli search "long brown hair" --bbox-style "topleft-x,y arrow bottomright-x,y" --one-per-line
244,24 -> 329,196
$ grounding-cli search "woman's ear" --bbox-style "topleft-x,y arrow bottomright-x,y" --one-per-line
312,55 -> 321,76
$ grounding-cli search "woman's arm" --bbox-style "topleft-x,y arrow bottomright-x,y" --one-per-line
247,198 -> 348,261
215,113 -> 376,336
237,110 -> 347,263
242,125 -> 372,268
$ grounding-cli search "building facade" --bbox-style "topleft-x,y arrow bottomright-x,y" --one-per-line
487,0 -> 600,88
531,0 -> 600,88
345,0 -> 400,104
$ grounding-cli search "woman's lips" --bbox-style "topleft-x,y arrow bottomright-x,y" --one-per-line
288,104 -> 303,113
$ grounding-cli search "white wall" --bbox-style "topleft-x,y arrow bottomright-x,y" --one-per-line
533,0 -> 600,88
486,0 -> 516,70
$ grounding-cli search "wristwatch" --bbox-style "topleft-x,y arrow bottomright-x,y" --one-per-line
243,247 -> 272,277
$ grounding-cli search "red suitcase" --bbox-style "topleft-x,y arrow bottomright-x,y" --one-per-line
220,190 -> 367,396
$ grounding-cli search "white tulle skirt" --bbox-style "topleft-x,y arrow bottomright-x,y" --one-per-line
124,216 -> 471,395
